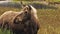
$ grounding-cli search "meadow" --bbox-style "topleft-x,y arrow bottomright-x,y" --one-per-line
0,3 -> 60,34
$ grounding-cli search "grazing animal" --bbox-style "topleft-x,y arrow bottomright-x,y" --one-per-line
0,5 -> 40,34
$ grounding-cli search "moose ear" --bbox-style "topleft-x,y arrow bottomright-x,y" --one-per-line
20,1 -> 26,8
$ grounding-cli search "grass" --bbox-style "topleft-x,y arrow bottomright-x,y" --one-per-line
0,6 -> 21,15
0,6 -> 60,34
37,9 -> 60,34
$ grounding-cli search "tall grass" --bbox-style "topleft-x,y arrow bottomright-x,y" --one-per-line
0,6 -> 60,34
37,9 -> 60,34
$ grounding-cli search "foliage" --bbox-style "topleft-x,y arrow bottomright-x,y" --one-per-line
12,0 -> 60,2
0,6 -> 60,34
0,1 -> 60,34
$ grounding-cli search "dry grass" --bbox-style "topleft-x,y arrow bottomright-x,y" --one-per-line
0,7 -> 20,15
0,6 -> 60,34
37,9 -> 60,34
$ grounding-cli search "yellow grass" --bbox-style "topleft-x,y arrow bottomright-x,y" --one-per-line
0,7 -> 60,34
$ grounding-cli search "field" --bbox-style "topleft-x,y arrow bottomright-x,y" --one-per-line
0,2 -> 60,34
38,9 -> 60,34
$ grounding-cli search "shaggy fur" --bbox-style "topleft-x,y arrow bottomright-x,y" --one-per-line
0,5 -> 40,34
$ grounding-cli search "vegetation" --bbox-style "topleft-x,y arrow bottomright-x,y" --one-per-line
13,0 -> 60,2
0,6 -> 60,34
0,1 -> 60,34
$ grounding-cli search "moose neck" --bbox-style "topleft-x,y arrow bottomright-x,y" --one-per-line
30,5 -> 40,27
30,5 -> 38,20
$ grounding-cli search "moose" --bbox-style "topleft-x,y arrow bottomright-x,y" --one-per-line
0,3 -> 40,34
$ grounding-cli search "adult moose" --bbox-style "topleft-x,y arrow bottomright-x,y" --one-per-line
0,2 -> 40,34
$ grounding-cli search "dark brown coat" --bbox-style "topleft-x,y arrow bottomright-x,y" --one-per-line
0,5 -> 40,34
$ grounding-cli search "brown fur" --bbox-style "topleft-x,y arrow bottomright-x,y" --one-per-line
0,5 -> 40,34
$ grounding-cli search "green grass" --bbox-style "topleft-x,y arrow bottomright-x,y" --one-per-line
0,6 -> 60,34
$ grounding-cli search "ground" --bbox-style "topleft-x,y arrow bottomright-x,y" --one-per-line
0,2 -> 60,34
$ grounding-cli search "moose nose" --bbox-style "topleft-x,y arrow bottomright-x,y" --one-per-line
25,11 -> 27,14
